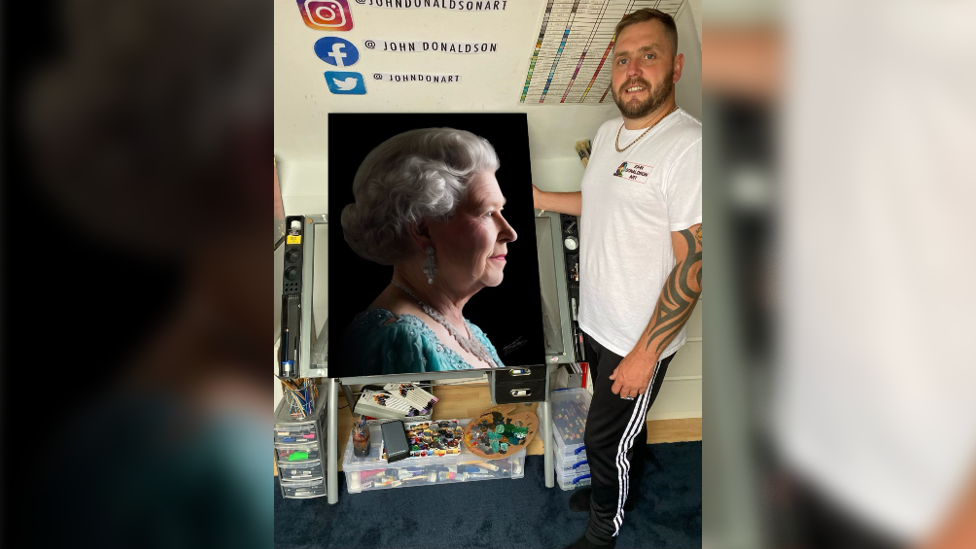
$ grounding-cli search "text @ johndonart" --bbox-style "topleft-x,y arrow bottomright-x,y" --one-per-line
373,73 -> 461,83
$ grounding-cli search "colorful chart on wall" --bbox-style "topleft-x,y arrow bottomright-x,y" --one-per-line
519,0 -> 686,104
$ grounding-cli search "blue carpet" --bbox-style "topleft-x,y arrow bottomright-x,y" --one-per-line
274,442 -> 701,549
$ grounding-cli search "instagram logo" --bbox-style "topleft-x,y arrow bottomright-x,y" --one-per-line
297,0 -> 354,31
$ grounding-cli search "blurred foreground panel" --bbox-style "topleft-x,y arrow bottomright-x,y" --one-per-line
5,0 -> 270,548
704,1 -> 976,549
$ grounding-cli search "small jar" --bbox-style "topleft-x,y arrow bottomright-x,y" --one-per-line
353,423 -> 371,458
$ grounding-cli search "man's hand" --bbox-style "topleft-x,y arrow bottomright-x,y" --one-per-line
610,354 -> 657,399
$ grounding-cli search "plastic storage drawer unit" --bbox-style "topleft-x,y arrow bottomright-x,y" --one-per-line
275,391 -> 328,499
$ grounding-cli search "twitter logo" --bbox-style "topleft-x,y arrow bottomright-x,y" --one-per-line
324,71 -> 366,95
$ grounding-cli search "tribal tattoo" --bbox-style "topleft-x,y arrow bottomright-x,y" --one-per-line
643,227 -> 703,355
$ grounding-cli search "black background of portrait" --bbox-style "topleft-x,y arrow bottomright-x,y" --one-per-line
327,113 -> 545,379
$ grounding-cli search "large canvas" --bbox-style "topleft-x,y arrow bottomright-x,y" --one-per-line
327,113 -> 545,379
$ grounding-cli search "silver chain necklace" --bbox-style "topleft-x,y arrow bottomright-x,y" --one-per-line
391,281 -> 498,368
615,104 -> 679,153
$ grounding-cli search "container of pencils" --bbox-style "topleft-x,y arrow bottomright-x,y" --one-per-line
352,416 -> 371,458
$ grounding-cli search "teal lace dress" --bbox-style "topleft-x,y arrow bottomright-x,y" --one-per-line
341,309 -> 505,375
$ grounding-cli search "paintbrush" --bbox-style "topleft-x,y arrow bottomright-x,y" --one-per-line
575,140 -> 591,168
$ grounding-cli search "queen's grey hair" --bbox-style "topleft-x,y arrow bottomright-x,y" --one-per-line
340,127 -> 500,265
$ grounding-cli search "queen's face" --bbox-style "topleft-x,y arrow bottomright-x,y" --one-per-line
428,171 -> 517,291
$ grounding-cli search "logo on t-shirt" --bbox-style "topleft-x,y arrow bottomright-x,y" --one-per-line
612,161 -> 652,184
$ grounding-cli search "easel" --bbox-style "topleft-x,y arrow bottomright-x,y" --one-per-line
298,214 -> 558,504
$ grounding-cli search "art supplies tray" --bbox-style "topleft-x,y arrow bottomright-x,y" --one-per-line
550,388 -> 591,460
346,423 -> 463,469
385,419 -> 464,460
383,383 -> 438,413
343,419 -> 525,494
355,384 -> 437,420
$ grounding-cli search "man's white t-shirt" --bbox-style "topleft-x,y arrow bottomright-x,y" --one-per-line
578,109 -> 702,358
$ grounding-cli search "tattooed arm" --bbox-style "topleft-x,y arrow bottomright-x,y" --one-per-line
610,224 -> 703,398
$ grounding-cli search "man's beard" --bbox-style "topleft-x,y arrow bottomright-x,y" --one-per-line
612,70 -> 675,120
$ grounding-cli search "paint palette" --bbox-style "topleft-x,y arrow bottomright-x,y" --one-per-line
462,405 -> 538,460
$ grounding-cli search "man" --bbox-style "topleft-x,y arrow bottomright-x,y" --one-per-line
533,9 -> 702,549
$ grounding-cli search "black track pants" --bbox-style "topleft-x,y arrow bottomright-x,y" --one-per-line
582,332 -> 674,544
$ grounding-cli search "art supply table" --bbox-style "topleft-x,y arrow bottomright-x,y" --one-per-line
321,368 -> 557,504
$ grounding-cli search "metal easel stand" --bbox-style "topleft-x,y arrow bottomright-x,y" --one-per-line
297,214 -> 556,503
540,378 -> 554,489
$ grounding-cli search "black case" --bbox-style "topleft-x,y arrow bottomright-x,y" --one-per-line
381,421 -> 410,463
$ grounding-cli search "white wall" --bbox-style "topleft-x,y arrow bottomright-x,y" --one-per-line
674,2 -> 703,123
688,0 -> 702,43
274,1 -> 702,176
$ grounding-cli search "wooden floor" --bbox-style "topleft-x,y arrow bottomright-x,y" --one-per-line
275,383 -> 701,475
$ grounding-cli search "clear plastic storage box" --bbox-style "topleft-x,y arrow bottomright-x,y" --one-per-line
555,451 -> 590,477
556,471 -> 592,491
550,388 -> 590,461
342,420 -> 526,494
555,450 -> 592,490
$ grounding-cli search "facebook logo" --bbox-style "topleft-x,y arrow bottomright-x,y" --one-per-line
314,37 -> 359,67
